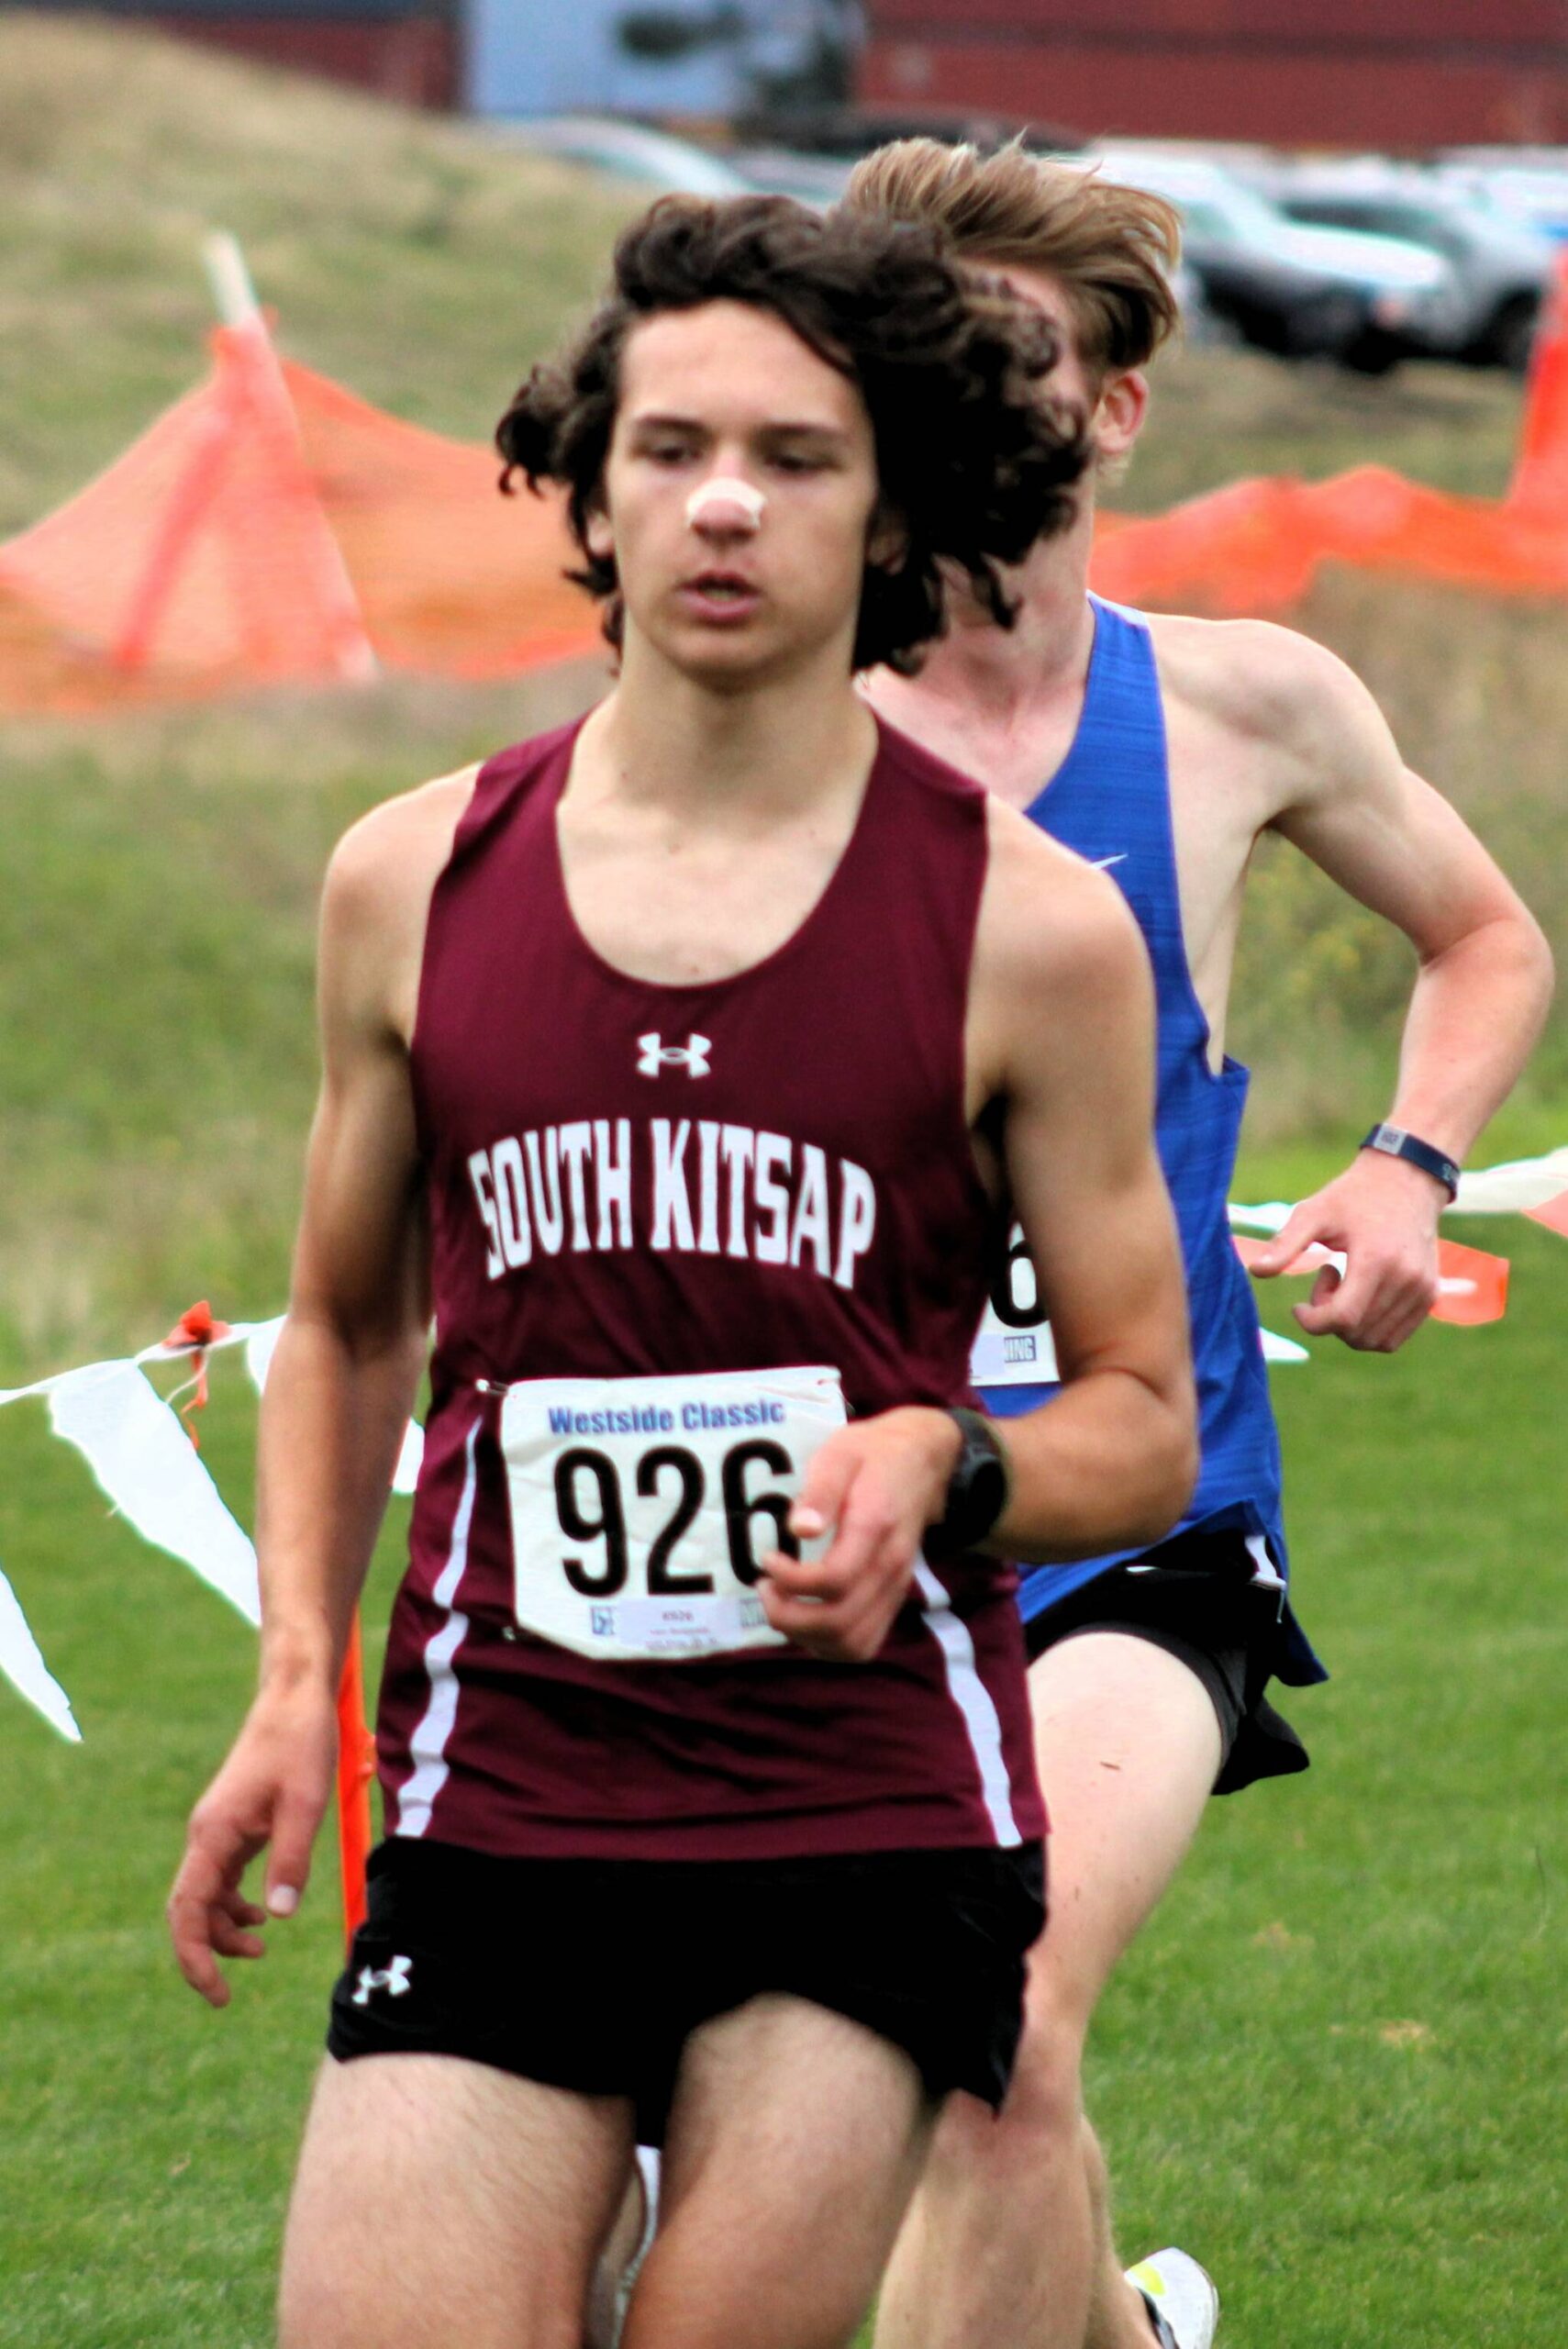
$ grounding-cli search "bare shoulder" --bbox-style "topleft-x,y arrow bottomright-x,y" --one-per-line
326,764 -> 481,927
318,764 -> 482,1041
324,761 -> 484,944
1150,607 -> 1385,739
977,796 -> 1148,1005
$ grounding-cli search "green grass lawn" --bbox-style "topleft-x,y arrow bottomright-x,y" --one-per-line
2,1206 -> 1563,2347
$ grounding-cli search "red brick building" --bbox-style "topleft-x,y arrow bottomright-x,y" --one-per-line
15,0 -> 459,108
859,2 -> 1568,152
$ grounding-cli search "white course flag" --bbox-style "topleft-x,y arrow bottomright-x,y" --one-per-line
48,1362 -> 261,1627
1455,1146 -> 1568,1215
0,1563 -> 82,1742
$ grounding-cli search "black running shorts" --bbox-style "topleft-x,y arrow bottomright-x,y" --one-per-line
328,1835 -> 1047,2142
1023,1524 -> 1309,1796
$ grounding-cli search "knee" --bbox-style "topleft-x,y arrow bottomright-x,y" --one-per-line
995,2005 -> 1087,2154
922,2004 -> 1085,2195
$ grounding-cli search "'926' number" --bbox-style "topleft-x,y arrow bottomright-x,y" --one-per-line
552,1439 -> 799,1597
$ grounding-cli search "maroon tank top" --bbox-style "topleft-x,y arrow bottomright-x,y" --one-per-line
377,714 -> 1046,1861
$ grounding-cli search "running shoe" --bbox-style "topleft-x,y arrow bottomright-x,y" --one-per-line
1125,2247 -> 1219,2349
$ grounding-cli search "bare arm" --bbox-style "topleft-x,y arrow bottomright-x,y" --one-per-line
761,819 -> 1196,1661
981,830 -> 1196,1560
168,779 -> 469,2003
1246,639 -> 1553,1348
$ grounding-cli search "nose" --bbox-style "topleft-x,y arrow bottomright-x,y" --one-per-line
685,475 -> 766,536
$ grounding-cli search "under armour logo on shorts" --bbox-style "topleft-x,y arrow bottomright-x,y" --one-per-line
637,1032 -> 712,1078
350,1954 -> 413,2005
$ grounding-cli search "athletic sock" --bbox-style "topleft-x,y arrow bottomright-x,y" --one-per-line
1138,2288 -> 1180,2349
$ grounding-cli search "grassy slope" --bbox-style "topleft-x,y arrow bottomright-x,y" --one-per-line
0,22 -> 1563,2343
0,17 -> 643,537
3,1221 -> 1563,2349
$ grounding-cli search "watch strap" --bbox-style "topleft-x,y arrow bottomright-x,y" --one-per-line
924,1408 -> 1011,1563
1360,1122 -> 1460,1203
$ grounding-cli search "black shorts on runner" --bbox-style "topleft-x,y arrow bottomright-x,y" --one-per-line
328,1834 -> 1047,2142
1023,1524 -> 1310,1797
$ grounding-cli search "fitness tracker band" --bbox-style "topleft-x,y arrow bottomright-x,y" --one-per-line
924,1408 -> 1012,1562
1360,1122 -> 1461,1203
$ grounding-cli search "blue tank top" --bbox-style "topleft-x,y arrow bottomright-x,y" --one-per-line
979,598 -> 1323,1687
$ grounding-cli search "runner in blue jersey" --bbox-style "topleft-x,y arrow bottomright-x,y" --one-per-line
846,140 -> 1554,2349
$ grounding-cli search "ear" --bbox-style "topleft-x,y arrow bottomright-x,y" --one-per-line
584,500 -> 615,562
1093,367 -> 1148,467
867,498 -> 908,573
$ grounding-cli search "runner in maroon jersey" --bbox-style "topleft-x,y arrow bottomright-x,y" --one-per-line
168,195 -> 1196,2349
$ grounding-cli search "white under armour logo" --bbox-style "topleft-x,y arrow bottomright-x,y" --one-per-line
350,1954 -> 413,2006
637,1031 -> 711,1078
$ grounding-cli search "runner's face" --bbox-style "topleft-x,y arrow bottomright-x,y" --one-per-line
595,301 -> 885,687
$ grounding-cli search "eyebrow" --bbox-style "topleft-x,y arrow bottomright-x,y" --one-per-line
628,413 -> 851,445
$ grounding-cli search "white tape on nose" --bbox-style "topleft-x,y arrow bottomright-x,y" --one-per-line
685,476 -> 766,530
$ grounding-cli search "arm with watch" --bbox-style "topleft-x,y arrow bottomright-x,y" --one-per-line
1243,923 -> 1552,1355
1240,642 -> 1552,1355
760,821 -> 1199,1665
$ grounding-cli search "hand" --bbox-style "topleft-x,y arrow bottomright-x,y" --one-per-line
758,1407 -> 963,1664
1248,1151 -> 1443,1353
167,1677 -> 338,2008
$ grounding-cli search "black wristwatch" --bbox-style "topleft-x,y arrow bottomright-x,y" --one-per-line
924,1408 -> 1012,1563
1360,1122 -> 1461,1204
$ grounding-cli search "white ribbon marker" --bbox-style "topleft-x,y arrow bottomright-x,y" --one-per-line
0,1563 -> 81,1742
49,1362 -> 261,1627
685,475 -> 766,531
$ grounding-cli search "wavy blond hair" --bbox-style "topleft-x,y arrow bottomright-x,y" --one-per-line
841,138 -> 1182,380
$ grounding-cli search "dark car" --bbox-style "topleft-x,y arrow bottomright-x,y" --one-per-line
1258,166 -> 1554,372
1095,149 -> 1459,372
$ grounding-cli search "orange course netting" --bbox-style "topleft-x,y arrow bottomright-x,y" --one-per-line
2,260 -> 1567,714
0,325 -> 597,713
1095,254 -> 1568,614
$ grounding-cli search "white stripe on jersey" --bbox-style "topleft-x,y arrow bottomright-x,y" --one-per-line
394,1418 -> 482,1841
913,1559 -> 1022,1848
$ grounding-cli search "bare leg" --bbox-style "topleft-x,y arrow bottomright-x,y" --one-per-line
873,1633 -> 1222,2349
622,1993 -> 933,2349
279,2053 -> 635,2349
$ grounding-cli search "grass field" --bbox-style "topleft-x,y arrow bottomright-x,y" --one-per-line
1,18 -> 1564,2345
3,1206 -> 1563,2347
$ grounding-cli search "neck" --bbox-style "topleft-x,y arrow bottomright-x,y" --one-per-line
878,495 -> 1097,731
584,629 -> 876,825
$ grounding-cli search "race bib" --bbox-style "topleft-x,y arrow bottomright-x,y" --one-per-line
971,1221 -> 1060,1390
497,1364 -> 845,1662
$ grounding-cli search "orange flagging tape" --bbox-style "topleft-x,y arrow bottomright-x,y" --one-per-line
160,1297 -> 235,1445
5,253 -> 1568,710
335,1615 -> 377,1951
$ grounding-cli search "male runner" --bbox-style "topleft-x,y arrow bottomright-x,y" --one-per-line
166,195 -> 1198,2349
840,140 -> 1554,2349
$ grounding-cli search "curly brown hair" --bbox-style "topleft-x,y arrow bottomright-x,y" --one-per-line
496,194 -> 1089,674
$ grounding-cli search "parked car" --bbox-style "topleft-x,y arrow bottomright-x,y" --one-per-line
1092,148 -> 1460,372
1439,158 -> 1568,247
1255,164 -> 1553,371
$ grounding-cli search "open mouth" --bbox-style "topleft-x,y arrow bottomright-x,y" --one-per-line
678,570 -> 762,620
